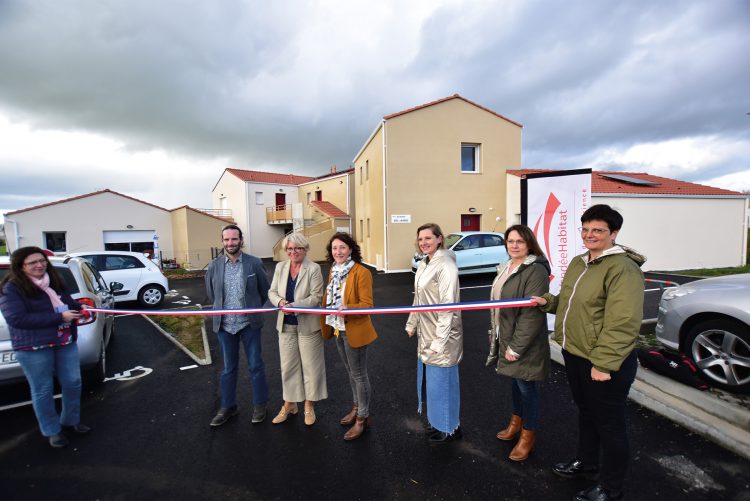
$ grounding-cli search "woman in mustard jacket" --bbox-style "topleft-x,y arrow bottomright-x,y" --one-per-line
320,232 -> 378,441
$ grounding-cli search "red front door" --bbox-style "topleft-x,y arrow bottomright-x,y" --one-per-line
275,193 -> 286,209
461,214 -> 480,231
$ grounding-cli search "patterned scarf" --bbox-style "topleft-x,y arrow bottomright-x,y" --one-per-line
31,273 -> 65,309
325,258 -> 355,332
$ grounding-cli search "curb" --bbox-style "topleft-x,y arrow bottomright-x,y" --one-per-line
549,340 -> 750,461
141,308 -> 212,366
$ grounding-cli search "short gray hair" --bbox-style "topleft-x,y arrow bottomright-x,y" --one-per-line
282,232 -> 310,251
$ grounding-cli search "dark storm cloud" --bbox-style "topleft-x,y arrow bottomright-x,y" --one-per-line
0,0 -> 748,214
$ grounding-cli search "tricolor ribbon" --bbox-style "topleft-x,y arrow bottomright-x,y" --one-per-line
85,297 -> 537,317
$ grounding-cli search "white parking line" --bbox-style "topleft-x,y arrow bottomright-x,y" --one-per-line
0,394 -> 60,412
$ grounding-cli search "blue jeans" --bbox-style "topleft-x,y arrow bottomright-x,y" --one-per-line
217,325 -> 269,408
511,378 -> 539,431
15,343 -> 82,437
417,359 -> 461,434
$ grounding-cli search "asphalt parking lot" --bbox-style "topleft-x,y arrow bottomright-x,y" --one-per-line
0,264 -> 748,500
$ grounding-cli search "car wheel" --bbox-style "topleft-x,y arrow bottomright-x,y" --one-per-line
138,285 -> 165,307
685,318 -> 750,393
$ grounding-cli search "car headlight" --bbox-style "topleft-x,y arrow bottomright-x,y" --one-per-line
661,285 -> 696,301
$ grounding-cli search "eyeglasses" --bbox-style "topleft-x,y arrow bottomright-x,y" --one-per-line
23,258 -> 47,267
506,239 -> 526,246
578,227 -> 609,236
286,247 -> 306,253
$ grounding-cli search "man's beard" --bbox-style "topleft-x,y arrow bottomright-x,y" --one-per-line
224,245 -> 240,255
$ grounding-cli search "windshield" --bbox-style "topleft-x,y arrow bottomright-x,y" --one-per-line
445,234 -> 462,248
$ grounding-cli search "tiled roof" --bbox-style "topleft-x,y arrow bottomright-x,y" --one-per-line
383,94 -> 523,128
226,168 -> 315,185
3,189 -> 169,216
310,201 -> 349,218
507,170 -> 745,196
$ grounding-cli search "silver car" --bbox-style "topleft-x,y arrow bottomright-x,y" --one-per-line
655,273 -> 750,393
0,256 -> 118,387
411,231 -> 510,275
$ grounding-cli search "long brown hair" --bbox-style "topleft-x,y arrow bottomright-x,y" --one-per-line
325,232 -> 362,264
504,225 -> 546,258
0,246 -> 65,297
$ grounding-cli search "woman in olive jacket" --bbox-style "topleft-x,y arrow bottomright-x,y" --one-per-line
534,204 -> 645,501
486,225 -> 550,462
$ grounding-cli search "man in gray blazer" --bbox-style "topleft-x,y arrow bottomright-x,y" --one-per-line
205,224 -> 271,427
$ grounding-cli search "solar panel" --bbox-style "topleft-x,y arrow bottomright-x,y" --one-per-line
599,174 -> 660,186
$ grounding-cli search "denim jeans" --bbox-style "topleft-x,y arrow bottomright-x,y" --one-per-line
335,331 -> 371,417
217,325 -> 269,408
15,343 -> 82,437
511,378 -> 539,430
417,359 -> 460,434
563,349 -> 638,494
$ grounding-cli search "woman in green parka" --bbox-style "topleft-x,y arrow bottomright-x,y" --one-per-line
533,204 -> 645,501
486,225 -> 550,462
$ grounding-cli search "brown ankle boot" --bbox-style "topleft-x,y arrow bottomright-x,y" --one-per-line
509,429 -> 535,461
340,406 -> 358,426
343,416 -> 370,441
496,415 -> 522,441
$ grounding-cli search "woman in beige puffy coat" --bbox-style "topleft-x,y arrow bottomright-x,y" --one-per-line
405,223 -> 463,445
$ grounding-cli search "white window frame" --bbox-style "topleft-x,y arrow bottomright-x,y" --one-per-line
461,143 -> 481,173
255,192 -> 264,205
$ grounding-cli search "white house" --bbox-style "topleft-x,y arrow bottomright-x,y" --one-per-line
508,170 -> 749,271
211,169 -> 318,258
3,189 -> 232,269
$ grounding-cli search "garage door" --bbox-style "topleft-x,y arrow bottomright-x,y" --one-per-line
103,230 -> 156,254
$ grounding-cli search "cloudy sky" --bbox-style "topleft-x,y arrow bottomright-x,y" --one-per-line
0,0 -> 748,221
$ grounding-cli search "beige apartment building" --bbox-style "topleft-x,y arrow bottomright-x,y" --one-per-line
353,94 -> 523,272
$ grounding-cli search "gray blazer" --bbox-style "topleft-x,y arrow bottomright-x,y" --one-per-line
268,258 -> 324,335
204,252 -> 270,333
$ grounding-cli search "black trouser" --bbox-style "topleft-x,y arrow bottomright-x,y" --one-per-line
562,349 -> 638,494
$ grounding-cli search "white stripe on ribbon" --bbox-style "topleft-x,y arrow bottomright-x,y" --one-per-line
85,297 -> 537,317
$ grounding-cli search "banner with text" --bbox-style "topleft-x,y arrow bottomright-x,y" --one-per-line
521,169 -> 592,299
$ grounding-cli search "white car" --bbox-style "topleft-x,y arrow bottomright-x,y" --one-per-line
0,256 -> 118,387
411,231 -> 510,275
67,251 -> 169,307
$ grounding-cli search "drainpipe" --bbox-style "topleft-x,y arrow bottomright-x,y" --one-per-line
381,120 -> 388,272
4,218 -> 19,252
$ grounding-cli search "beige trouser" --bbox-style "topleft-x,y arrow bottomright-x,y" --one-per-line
279,324 -> 328,402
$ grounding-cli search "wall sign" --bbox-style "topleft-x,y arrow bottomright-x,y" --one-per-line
391,215 -> 411,223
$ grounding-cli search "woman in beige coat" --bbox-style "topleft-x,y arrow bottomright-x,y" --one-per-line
405,223 -> 463,445
268,233 -> 327,426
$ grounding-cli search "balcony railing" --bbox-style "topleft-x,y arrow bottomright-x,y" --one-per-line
266,204 -> 293,223
197,208 -> 233,219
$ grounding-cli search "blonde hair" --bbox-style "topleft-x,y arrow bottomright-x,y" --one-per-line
282,232 -> 310,251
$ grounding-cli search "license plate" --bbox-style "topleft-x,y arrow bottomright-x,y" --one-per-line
0,351 -> 17,365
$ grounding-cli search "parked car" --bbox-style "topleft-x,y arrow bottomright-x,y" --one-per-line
411,231 -> 510,275
67,251 -> 169,307
655,273 -> 750,393
0,256 -> 119,387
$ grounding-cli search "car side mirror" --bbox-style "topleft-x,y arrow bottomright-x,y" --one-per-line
109,281 -> 124,292
453,244 -> 464,251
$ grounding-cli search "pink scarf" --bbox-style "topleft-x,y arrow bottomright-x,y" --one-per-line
31,273 -> 65,309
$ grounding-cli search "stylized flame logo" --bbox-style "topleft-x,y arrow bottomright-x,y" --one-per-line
533,193 -> 560,282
